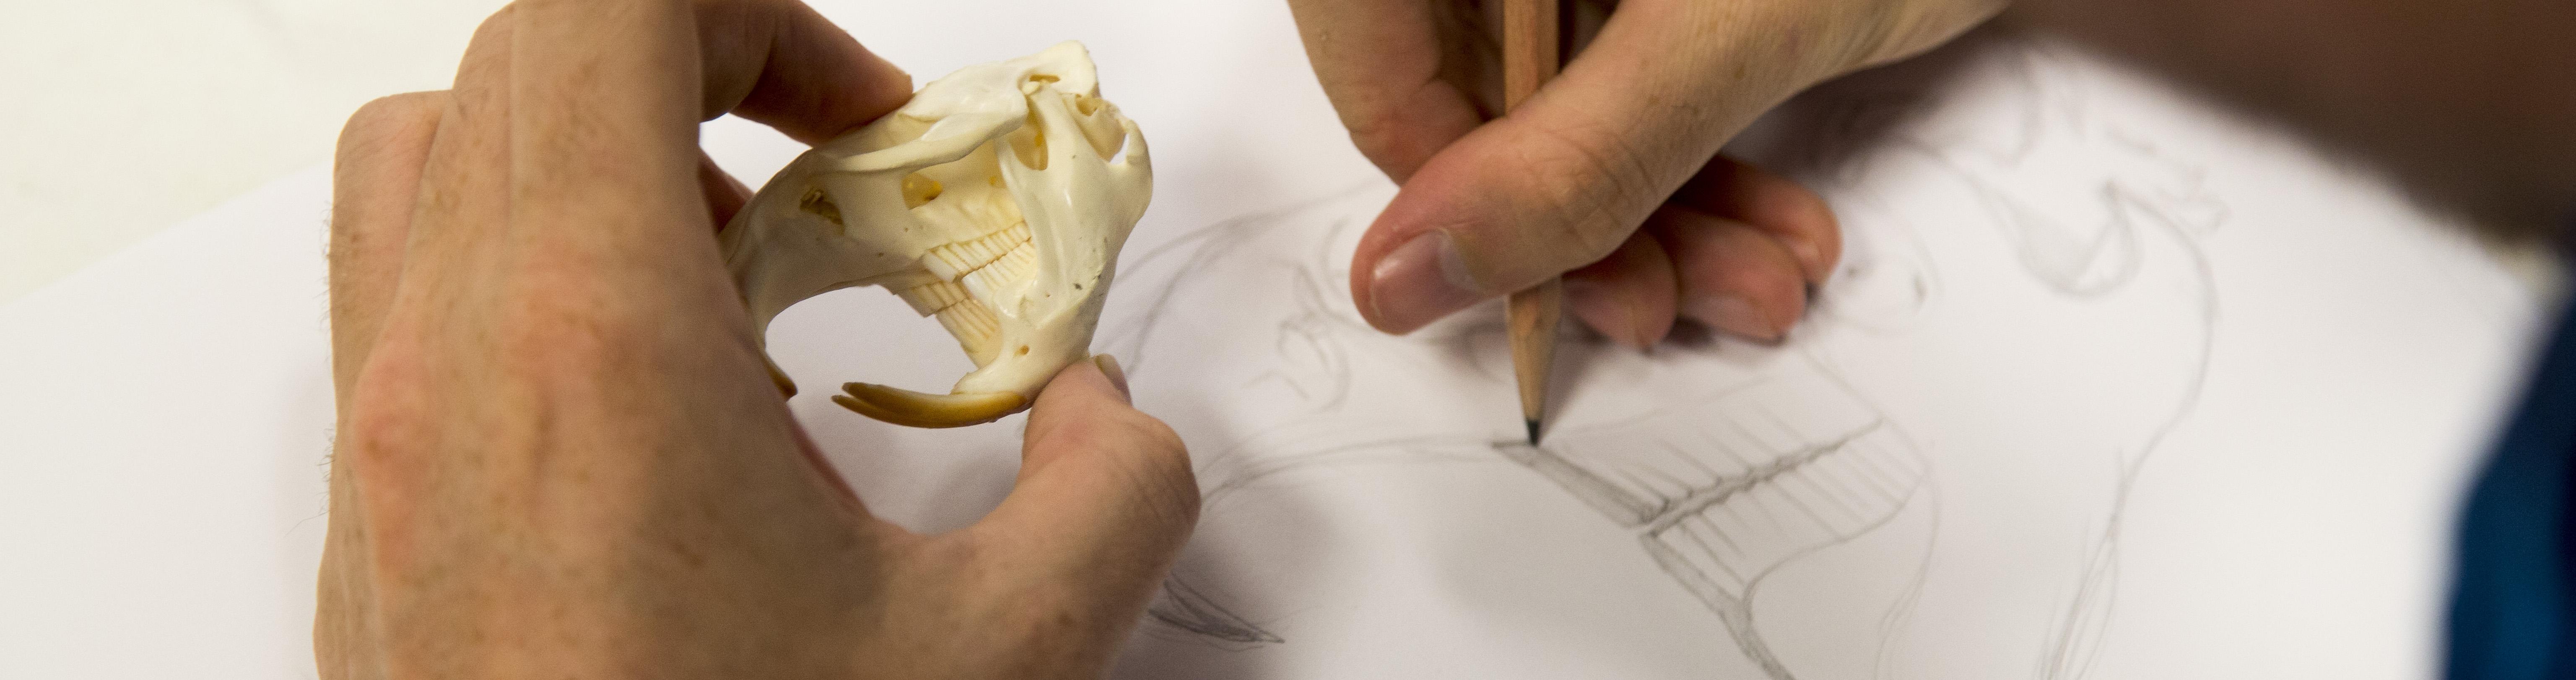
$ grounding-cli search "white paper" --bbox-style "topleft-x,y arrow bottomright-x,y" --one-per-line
1088,35 -> 2543,680
0,11 -> 2542,680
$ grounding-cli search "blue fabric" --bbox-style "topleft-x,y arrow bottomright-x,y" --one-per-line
2450,297 -> 2576,680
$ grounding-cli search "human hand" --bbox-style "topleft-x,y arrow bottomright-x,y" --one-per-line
314,2 -> 1197,678
1286,0 -> 2003,343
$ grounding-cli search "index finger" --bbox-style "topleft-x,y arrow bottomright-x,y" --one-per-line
1345,0 -> 1852,330
403,0 -> 914,294
693,0 -> 914,144
496,0 -> 914,197
1285,0 -> 1489,182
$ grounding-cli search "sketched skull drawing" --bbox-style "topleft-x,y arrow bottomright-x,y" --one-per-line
1101,34 -> 2222,680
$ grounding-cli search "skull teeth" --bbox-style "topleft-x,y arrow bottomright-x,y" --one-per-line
962,240 -> 1039,304
893,222 -> 1040,368
892,279 -> 971,317
719,43 -> 1149,429
921,222 -> 1032,281
933,297 -> 1003,367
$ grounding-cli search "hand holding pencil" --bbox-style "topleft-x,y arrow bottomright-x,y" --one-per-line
1285,0 -> 2006,347
1501,0 -> 1562,442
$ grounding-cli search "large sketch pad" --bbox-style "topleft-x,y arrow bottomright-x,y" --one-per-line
1090,29 -> 2529,680
1501,375 -> 1930,680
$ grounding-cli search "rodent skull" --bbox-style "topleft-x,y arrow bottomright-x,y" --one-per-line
719,42 -> 1151,427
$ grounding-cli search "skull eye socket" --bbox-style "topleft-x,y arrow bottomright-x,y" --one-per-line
798,188 -> 843,225
1010,109 -> 1051,170
902,173 -> 944,209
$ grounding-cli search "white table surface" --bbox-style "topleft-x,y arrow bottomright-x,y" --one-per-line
1,0 -> 514,304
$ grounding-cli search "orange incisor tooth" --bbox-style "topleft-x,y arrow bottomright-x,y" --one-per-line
833,383 -> 1027,428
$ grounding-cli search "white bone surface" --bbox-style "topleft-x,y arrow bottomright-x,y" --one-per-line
721,42 -> 1150,414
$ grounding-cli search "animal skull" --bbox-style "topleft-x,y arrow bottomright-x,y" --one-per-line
719,42 -> 1151,427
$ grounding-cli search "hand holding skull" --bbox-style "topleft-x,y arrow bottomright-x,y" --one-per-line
315,3 -> 1193,677
721,42 -> 1152,428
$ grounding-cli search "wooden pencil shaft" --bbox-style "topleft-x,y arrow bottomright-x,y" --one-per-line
1502,0 -> 1562,438
1508,280 -> 1563,421
1503,0 -> 1559,107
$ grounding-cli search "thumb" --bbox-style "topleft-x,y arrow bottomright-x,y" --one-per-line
974,355 -> 1198,605
1348,0 -> 1852,334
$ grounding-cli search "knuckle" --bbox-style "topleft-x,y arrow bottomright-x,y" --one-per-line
329,92 -> 441,279
335,93 -> 441,163
1046,411 -> 1199,522
471,3 -> 521,45
1342,110 -> 1426,178
338,96 -> 403,145
449,3 -> 520,88
1331,75 -> 1470,180
1125,417 -> 1192,475
1512,124 -> 1657,265
1122,417 -> 1200,522
1340,101 -> 1412,156
339,342 -> 434,463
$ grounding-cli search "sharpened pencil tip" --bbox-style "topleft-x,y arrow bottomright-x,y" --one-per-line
1525,419 -> 1542,446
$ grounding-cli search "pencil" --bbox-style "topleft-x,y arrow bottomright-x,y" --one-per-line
1502,0 -> 1561,445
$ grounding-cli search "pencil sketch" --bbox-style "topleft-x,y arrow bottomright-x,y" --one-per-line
1497,378 -> 1931,680
1101,31 -> 2224,680
1735,34 -> 2225,679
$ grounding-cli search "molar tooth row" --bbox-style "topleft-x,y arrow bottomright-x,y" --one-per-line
934,300 -> 1002,367
963,240 -> 1039,304
893,280 -> 971,317
920,222 -> 1034,281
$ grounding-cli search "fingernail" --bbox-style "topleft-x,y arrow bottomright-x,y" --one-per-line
1093,354 -> 1131,402
1368,231 -> 1484,333
1787,239 -> 1829,283
1693,295 -> 1782,343
1564,279 -> 1650,350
